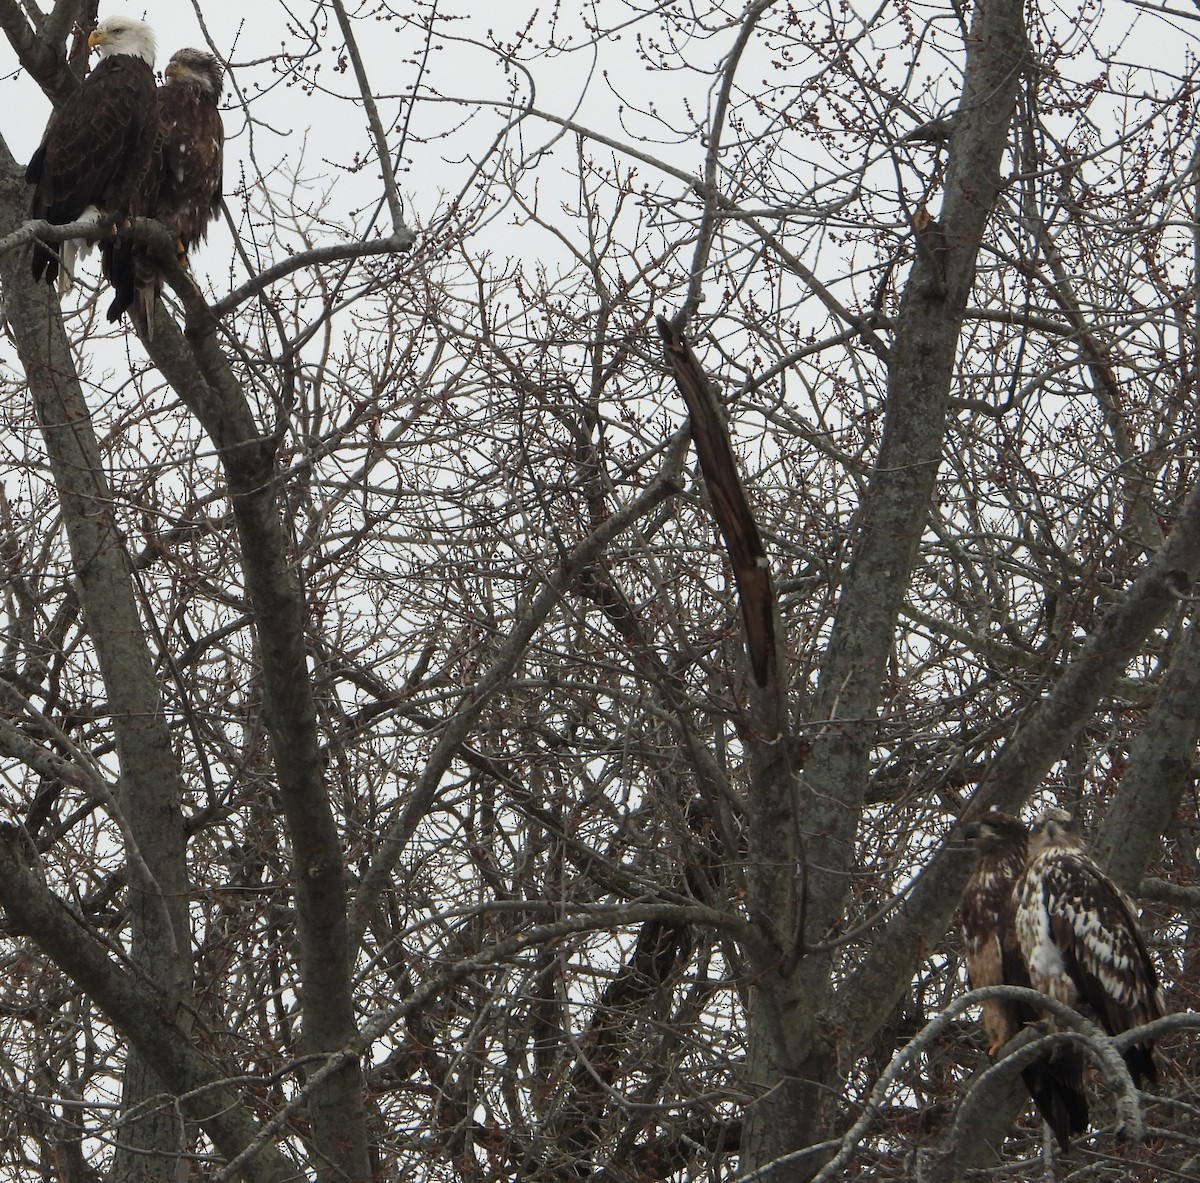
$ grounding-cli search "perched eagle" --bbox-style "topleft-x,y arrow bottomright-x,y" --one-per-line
153,49 -> 225,255
1014,810 -> 1164,1088
105,47 -> 225,332
26,16 -> 158,293
961,811 -> 1087,1150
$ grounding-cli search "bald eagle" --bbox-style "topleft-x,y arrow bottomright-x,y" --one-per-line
961,811 -> 1087,1150
26,16 -> 158,293
153,49 -> 225,256
1014,810 -> 1164,1088
105,47 -> 225,332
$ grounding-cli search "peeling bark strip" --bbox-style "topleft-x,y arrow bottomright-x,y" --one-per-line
657,316 -> 777,687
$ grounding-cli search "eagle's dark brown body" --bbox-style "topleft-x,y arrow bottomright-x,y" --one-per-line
106,48 -> 225,332
153,50 -> 225,252
27,50 -> 157,287
962,812 -> 1088,1150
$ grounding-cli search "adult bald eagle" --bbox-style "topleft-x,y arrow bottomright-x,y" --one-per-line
26,16 -> 158,293
961,811 -> 1087,1150
106,47 -> 225,332
1014,810 -> 1164,1088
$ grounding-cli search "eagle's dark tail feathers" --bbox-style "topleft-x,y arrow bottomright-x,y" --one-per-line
102,239 -> 138,324
1123,1042 -> 1157,1089
31,243 -> 57,285
1023,1044 -> 1088,1153
102,240 -> 162,339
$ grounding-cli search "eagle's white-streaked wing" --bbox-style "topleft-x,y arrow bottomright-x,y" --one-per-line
961,812 -> 1087,1149
1016,817 -> 1163,1087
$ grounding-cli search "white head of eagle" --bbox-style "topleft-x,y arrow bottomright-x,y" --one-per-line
89,15 -> 156,66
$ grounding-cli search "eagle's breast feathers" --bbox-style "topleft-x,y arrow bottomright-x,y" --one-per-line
156,75 -> 225,249
1014,815 -> 1163,1087
1012,825 -> 1161,1046
27,21 -> 159,289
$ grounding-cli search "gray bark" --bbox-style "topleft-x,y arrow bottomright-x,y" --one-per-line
1094,613 -> 1200,892
0,826 -> 296,1183
141,301 -> 373,1181
0,71 -> 369,1179
0,147 -> 192,1183
739,0 -> 1031,1173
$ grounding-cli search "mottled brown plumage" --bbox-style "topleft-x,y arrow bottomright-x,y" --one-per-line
1015,810 -> 1164,1088
961,811 -> 1087,1150
962,813 -> 1032,1052
153,49 -> 225,253
26,17 -> 158,292
105,48 -> 225,333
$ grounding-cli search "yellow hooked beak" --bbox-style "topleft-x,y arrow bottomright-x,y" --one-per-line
87,27 -> 108,51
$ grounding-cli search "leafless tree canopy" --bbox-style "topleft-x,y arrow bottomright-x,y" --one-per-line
0,1 -> 1196,1180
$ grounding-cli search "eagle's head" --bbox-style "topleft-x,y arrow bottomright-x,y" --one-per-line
89,16 -> 156,66
1029,807 -> 1083,854
962,810 -> 1028,861
164,48 -> 225,97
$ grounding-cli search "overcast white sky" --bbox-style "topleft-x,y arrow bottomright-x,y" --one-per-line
3,1 -> 1198,317
2,2 -> 680,290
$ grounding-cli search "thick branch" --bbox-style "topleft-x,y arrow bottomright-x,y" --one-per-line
0,827 -> 296,1183
0,145 -> 193,1180
143,299 -> 371,1181
0,0 -> 82,104
741,2 -> 1032,1173
1093,611 -> 1200,891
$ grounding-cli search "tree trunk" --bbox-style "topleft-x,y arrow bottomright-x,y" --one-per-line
740,0 -> 1031,1172
143,305 -> 374,1183
0,154 -> 191,1183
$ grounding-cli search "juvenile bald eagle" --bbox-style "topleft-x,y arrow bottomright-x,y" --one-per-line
1014,810 -> 1164,1088
26,16 -> 158,293
154,49 -> 225,254
961,812 -> 1087,1150
105,47 -> 225,332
